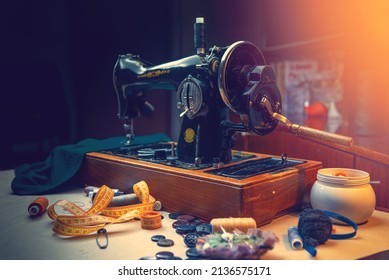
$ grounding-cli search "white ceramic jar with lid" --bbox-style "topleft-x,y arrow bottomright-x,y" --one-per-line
310,168 -> 376,224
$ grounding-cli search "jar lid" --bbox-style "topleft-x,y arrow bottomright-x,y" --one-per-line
317,168 -> 370,186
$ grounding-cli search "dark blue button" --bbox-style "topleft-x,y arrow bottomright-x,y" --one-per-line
184,232 -> 201,248
176,214 -> 195,222
157,238 -> 175,247
155,251 -> 174,259
175,224 -> 196,234
189,219 -> 204,226
172,220 -> 189,228
151,235 -> 166,242
139,256 -> 157,260
186,248 -> 201,258
192,218 -> 208,224
196,223 -> 213,235
168,212 -> 183,219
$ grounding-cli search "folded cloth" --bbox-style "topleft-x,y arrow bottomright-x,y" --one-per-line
11,133 -> 171,195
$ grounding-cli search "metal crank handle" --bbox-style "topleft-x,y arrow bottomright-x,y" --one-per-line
261,97 -> 354,147
288,123 -> 353,147
271,112 -> 353,147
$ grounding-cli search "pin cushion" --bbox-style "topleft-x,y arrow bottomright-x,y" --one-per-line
195,228 -> 278,260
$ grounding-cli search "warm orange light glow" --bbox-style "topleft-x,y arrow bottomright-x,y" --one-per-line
260,0 -> 389,136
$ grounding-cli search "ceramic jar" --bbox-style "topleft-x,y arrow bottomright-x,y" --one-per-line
310,168 -> 376,224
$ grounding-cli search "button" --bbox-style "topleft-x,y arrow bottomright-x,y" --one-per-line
175,224 -> 196,234
172,220 -> 189,228
153,201 -> 162,211
139,256 -> 157,260
192,218 -> 208,224
196,223 -> 213,235
157,238 -> 175,247
176,214 -> 195,222
151,235 -> 166,242
169,212 -> 183,219
184,232 -> 201,248
189,219 -> 206,226
186,248 -> 202,258
155,251 -> 174,259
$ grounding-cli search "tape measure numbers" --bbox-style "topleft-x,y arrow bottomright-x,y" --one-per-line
47,182 -> 156,236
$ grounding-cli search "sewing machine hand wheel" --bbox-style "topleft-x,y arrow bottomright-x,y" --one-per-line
218,41 -> 282,135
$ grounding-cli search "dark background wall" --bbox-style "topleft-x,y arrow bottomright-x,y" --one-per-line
0,0 -> 269,169
1,0 -> 388,170
1,0 -> 176,169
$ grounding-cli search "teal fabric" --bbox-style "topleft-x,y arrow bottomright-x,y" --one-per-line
11,133 -> 171,195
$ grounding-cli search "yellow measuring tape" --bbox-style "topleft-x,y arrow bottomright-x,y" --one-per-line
47,181 -> 156,236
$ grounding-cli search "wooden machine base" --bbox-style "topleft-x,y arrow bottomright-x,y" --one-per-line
77,151 -> 322,226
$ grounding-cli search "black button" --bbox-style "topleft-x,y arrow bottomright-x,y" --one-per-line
186,248 -> 201,258
175,224 -> 196,234
168,212 -> 183,219
155,251 -> 174,259
139,256 -> 157,260
176,214 -> 195,222
189,219 -> 204,226
184,232 -> 201,248
151,235 -> 166,242
172,220 -> 189,228
157,238 -> 175,247
196,223 -> 213,235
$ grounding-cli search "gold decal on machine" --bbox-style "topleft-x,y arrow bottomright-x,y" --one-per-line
137,69 -> 170,79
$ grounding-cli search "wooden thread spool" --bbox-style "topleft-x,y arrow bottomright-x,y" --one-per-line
210,217 -> 257,233
28,197 -> 49,217
141,211 -> 162,230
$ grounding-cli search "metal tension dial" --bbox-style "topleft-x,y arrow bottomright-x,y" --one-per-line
177,75 -> 206,119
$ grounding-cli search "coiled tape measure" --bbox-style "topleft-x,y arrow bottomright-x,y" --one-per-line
47,181 -> 156,236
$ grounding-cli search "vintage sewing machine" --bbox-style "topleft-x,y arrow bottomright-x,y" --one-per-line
79,18 -> 352,225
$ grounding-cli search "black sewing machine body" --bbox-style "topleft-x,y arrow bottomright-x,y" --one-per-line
114,52 -> 226,163
113,27 -> 283,166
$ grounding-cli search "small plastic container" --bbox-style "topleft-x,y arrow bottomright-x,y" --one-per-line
310,168 -> 376,224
